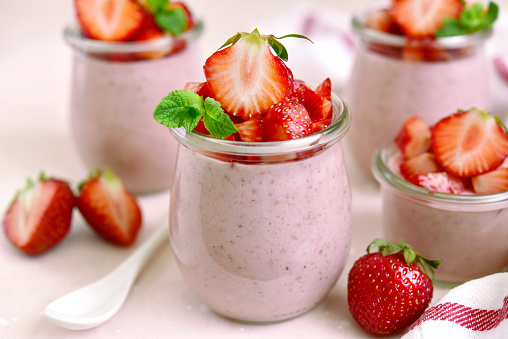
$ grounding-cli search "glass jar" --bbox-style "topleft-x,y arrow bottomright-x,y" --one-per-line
64,22 -> 203,194
345,1 -> 492,176
373,143 -> 508,284
169,93 -> 352,322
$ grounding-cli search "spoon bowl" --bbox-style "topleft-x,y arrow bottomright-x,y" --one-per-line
45,218 -> 168,330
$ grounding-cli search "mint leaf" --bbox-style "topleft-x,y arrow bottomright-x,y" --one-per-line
203,97 -> 238,139
153,90 -> 204,133
436,1 -> 498,37
435,18 -> 468,37
153,90 -> 238,139
155,8 -> 186,36
145,0 -> 169,13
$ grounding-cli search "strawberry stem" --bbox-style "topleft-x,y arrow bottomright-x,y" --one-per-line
216,29 -> 313,62
367,238 -> 442,281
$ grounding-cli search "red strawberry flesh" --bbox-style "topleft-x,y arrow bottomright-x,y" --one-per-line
203,30 -> 294,120
3,177 -> 74,255
431,108 -> 508,178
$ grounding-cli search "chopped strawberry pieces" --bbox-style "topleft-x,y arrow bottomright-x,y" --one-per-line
391,0 -> 463,38
394,108 -> 508,195
293,81 -> 332,121
203,32 -> 294,120
395,116 -> 431,159
262,97 -> 313,141
235,117 -> 263,142
184,82 -> 211,98
409,172 -> 466,194
315,78 -> 332,101
431,108 -> 508,178
472,168 -> 508,194
400,152 -> 441,179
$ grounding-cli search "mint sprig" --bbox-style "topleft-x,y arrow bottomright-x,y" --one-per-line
436,1 -> 499,37
143,0 -> 187,36
153,90 -> 238,139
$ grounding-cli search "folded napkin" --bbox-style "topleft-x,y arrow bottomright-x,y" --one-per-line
402,273 -> 508,339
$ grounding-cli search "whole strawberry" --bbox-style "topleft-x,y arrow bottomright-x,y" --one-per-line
3,173 -> 74,256
76,168 -> 142,246
347,239 -> 441,335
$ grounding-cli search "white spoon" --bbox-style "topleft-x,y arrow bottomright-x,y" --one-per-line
44,218 -> 169,330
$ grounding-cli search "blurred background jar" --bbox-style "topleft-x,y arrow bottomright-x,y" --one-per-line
64,20 -> 203,194
345,1 -> 493,176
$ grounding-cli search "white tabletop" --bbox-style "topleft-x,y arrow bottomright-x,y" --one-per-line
1,0 -> 507,338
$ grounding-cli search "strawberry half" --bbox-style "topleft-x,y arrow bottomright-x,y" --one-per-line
76,168 -> 142,246
348,239 -> 440,335
262,97 -> 313,141
75,0 -> 147,41
3,173 -> 74,256
391,0 -> 463,38
431,108 -> 508,178
203,29 -> 294,120
472,168 -> 508,194
395,116 -> 431,159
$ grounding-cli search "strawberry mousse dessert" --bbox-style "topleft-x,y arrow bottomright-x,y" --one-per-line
64,0 -> 203,194
154,29 -> 353,322
346,0 -> 498,175
372,108 -> 508,283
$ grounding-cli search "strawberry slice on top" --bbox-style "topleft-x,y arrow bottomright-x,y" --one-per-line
75,0 -> 147,41
203,29 -> 298,120
431,108 -> 508,178
391,0 -> 463,38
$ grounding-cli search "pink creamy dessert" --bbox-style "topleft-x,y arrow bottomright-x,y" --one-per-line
373,144 -> 508,283
65,24 -> 203,194
345,2 -> 493,175
169,95 -> 353,322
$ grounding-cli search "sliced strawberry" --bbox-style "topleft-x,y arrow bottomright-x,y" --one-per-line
3,174 -> 74,256
312,119 -> 332,133
472,168 -> 508,194
400,152 -> 442,179
262,97 -> 313,141
315,78 -> 332,101
76,168 -> 142,246
235,117 -> 263,142
431,108 -> 508,178
391,0 -> 463,38
203,30 -> 294,120
184,82 -> 211,98
409,171 -> 467,194
395,116 -> 431,159
293,81 -> 332,121
74,0 -> 147,41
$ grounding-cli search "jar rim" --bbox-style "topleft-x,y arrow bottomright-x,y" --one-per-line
63,20 -> 203,54
372,143 -> 508,211
170,92 -> 351,162
352,0 -> 492,48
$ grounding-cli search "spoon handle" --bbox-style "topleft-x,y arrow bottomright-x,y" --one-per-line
44,217 -> 169,330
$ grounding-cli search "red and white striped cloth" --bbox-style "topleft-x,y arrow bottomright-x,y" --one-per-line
403,273 -> 508,338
